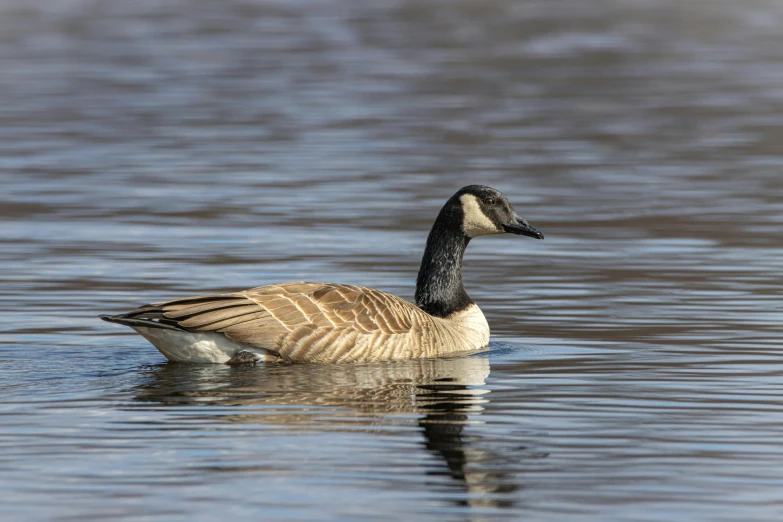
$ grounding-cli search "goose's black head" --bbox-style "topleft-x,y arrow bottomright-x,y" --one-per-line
449,185 -> 544,240
416,185 -> 543,317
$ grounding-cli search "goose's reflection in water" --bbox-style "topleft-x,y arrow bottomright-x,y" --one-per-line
133,352 -> 534,508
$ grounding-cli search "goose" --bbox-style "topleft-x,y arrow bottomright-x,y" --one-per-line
100,185 -> 544,364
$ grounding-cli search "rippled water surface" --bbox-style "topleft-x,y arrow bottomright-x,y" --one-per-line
2,0 -> 783,520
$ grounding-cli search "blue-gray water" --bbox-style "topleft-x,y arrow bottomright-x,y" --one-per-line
2,0 -> 783,520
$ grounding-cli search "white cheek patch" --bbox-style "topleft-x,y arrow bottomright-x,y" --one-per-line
459,194 -> 502,238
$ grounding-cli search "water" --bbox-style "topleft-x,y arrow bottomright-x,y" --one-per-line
2,0 -> 783,520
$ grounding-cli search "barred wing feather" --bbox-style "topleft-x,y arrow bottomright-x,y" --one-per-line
135,282 -> 440,362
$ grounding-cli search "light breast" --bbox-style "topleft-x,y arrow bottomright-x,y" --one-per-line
437,303 -> 490,350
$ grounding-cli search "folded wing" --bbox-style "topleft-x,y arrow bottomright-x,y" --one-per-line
128,282 -> 436,362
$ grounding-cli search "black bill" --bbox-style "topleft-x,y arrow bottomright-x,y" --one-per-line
503,218 -> 544,239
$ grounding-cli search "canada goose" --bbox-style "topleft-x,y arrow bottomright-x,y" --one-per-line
101,185 -> 544,363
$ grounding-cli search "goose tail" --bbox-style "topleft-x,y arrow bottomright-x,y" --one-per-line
99,313 -> 185,331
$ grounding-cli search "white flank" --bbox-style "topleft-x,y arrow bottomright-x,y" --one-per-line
459,194 -> 501,238
131,326 -> 272,363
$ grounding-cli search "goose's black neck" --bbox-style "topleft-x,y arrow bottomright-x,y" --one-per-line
415,204 -> 472,318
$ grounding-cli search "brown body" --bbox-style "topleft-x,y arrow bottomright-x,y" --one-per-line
123,282 -> 490,363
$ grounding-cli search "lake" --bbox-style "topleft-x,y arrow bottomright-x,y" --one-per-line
2,0 -> 783,520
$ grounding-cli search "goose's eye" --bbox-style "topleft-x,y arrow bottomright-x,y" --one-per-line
483,197 -> 496,206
